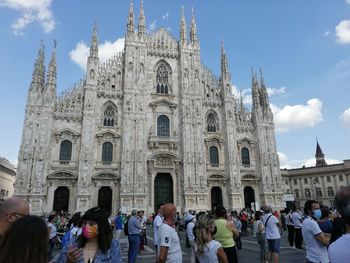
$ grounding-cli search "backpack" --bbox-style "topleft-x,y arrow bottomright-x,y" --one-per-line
124,219 -> 129,236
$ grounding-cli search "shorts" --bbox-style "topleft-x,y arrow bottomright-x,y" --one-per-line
267,239 -> 280,254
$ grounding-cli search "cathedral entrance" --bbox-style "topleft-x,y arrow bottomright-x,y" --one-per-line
154,173 -> 173,211
244,186 -> 255,209
98,186 -> 112,213
53,187 -> 69,212
211,186 -> 223,209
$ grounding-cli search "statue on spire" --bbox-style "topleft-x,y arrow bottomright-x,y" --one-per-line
89,19 -> 99,59
127,0 -> 135,35
138,0 -> 146,37
180,5 -> 187,45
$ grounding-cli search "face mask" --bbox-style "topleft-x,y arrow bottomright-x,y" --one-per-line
82,225 -> 98,239
313,209 -> 322,219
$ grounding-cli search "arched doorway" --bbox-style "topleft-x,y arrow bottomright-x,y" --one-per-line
98,187 -> 112,213
244,186 -> 255,209
53,187 -> 69,212
211,186 -> 223,209
154,173 -> 173,212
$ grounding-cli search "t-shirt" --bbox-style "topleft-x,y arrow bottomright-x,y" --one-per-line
262,213 -> 280,240
291,211 -> 303,228
302,217 -> 329,263
328,233 -> 350,263
47,222 -> 57,239
196,240 -> 221,263
153,214 -> 163,246
157,223 -> 182,263
285,213 -> 293,225
253,220 -> 265,238
187,221 -> 195,241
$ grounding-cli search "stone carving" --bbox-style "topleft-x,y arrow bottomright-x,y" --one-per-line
156,156 -> 173,167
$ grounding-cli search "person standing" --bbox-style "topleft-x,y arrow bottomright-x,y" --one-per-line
157,203 -> 182,263
213,207 -> 239,263
186,214 -> 196,263
47,214 -> 58,261
284,208 -> 294,247
302,200 -> 330,263
328,186 -> 350,263
114,211 -> 124,242
253,211 -> 266,263
0,196 -> 29,242
232,213 -> 242,251
153,203 -> 164,253
262,206 -> 282,263
0,215 -> 48,263
195,213 -> 228,263
128,209 -> 142,263
291,206 -> 303,249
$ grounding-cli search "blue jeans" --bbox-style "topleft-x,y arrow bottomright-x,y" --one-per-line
128,234 -> 140,263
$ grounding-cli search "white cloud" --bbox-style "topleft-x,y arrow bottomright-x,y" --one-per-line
335,20 -> 350,44
346,0 -> 350,4
303,158 -> 341,167
0,0 -> 55,35
69,38 -> 125,70
271,98 -> 323,132
324,31 -> 330,37
266,86 -> 286,96
278,152 -> 288,163
162,12 -> 169,20
340,107 -> 350,127
148,20 -> 157,32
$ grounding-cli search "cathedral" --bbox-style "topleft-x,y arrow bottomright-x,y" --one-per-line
15,2 -> 284,215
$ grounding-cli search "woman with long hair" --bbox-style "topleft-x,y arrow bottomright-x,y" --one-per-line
195,213 -> 228,263
57,207 -> 122,263
0,215 -> 48,263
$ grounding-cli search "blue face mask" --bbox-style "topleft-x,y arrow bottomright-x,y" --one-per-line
313,209 -> 322,219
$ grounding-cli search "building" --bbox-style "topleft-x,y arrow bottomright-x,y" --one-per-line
282,142 -> 350,208
0,157 -> 16,203
15,2 -> 284,215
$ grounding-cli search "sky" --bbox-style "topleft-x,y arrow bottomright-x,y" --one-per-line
0,0 -> 349,169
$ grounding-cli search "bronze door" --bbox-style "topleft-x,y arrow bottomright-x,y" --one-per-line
211,186 -> 223,209
53,187 -> 70,212
98,186 -> 112,213
154,173 -> 173,211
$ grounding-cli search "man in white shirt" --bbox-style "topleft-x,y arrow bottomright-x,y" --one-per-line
328,186 -> 350,263
153,203 -> 164,252
284,208 -> 294,247
302,200 -> 330,263
157,203 -> 182,263
262,205 -> 282,263
291,205 -> 303,249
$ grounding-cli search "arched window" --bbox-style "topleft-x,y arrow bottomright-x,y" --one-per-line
102,142 -> 113,164
304,188 -> 311,198
207,113 -> 218,132
103,104 -> 117,127
241,147 -> 250,165
294,189 -> 299,199
59,140 -> 72,161
327,187 -> 334,197
210,146 -> 219,166
155,63 -> 169,94
157,115 -> 170,137
316,187 -> 323,198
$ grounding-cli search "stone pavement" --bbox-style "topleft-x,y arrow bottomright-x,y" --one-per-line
118,226 -> 307,263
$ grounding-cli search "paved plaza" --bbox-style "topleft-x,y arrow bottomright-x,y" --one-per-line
117,226 -> 306,263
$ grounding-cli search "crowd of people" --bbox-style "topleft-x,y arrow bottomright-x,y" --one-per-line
0,186 -> 350,263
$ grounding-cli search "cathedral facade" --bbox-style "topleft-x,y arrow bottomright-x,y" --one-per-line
15,2 -> 284,215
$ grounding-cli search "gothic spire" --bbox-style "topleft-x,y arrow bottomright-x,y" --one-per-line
190,7 -> 198,45
89,20 -> 99,59
138,0 -> 146,36
221,39 -> 229,75
46,40 -> 57,86
259,68 -> 269,107
315,139 -> 327,166
127,0 -> 135,35
31,40 -> 45,87
180,5 -> 187,45
251,67 -> 259,108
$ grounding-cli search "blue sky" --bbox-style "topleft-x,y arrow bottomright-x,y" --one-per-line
0,0 -> 350,168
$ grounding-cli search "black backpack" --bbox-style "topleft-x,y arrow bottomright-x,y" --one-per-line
124,219 -> 129,236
